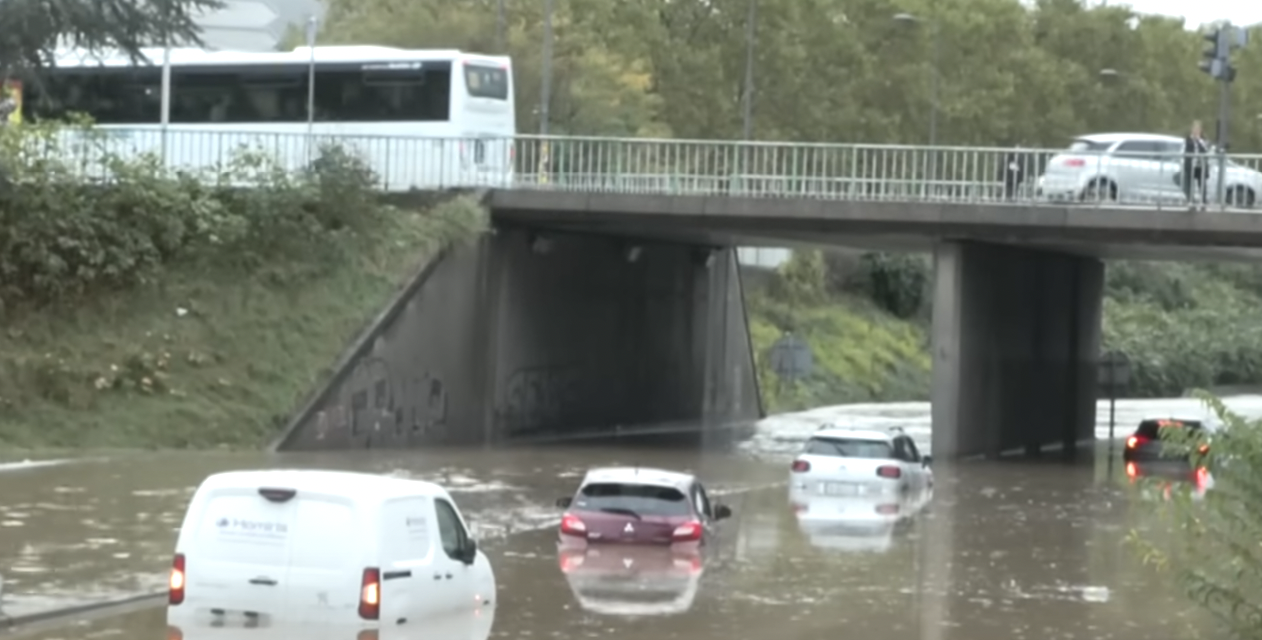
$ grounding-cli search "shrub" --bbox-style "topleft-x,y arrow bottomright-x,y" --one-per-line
1129,392 -> 1262,638
0,121 -> 386,310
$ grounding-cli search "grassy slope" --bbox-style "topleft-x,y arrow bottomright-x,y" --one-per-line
746,288 -> 931,413
0,198 -> 485,449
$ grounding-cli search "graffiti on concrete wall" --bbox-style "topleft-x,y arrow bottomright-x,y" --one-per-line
496,365 -> 585,434
310,356 -> 448,442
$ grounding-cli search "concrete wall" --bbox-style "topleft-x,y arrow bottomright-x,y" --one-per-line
278,227 -> 761,450
930,242 -> 1103,459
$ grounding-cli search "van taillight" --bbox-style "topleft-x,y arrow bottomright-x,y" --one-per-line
169,553 -> 186,605
358,568 -> 381,620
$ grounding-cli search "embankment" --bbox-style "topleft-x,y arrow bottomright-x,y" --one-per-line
0,123 -> 485,448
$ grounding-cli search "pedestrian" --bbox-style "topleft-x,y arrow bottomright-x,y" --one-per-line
1182,120 -> 1209,211
999,145 -> 1027,201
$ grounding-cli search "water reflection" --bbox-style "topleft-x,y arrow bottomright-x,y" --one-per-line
788,485 -> 932,553
557,545 -> 704,617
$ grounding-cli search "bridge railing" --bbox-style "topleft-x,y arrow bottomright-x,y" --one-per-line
10,127 -> 1262,208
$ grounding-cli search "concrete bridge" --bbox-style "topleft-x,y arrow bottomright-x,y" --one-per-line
110,129 -> 1261,459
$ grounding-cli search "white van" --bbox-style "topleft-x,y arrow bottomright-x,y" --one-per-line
166,470 -> 496,630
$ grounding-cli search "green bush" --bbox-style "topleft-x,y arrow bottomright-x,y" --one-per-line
747,250 -> 931,411
0,121 -> 384,309
1130,392 -> 1262,638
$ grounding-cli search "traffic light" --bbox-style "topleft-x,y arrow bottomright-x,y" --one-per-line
1200,28 -> 1229,79
1199,26 -> 1248,83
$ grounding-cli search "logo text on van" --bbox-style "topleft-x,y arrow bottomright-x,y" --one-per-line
215,517 -> 288,535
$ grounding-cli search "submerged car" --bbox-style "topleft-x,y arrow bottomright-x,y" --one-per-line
1122,416 -> 1214,463
557,545 -> 704,617
555,467 -> 732,548
789,426 -> 932,497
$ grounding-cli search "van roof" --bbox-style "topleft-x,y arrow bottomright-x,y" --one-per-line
198,469 -> 449,499
581,467 -> 694,490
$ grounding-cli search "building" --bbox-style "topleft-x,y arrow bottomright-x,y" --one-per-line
191,0 -> 324,51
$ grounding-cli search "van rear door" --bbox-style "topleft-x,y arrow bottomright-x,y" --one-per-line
284,491 -> 363,622
183,486 -> 298,617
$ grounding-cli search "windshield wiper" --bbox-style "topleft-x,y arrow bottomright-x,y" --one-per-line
598,507 -> 642,520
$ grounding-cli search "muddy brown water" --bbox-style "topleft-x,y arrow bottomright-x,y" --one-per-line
0,441 -> 1210,640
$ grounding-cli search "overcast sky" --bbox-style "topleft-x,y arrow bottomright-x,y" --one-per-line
1123,0 -> 1262,29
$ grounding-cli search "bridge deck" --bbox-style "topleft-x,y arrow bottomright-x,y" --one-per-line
487,190 -> 1262,261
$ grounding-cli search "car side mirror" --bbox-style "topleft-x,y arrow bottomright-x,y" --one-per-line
459,538 -> 478,565
713,504 -> 732,520
556,497 -> 572,509
922,455 -> 933,467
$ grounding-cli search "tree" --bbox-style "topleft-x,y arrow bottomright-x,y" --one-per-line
1130,393 -> 1262,639
0,0 -> 221,73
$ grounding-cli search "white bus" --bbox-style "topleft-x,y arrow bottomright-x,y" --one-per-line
21,46 -> 517,190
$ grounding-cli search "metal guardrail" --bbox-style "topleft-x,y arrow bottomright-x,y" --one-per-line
12,127 -> 1262,209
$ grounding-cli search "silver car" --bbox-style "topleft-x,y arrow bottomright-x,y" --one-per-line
1036,132 -> 1261,207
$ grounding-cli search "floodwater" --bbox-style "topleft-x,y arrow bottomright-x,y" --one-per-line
3,394 -> 1254,640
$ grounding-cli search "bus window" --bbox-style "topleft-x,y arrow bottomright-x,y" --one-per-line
23,68 -> 162,124
464,64 -> 508,100
313,66 -> 450,122
170,68 -> 306,123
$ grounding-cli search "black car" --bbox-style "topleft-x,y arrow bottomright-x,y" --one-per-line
1121,417 -> 1211,463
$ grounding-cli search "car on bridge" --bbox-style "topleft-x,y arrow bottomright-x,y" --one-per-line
1036,132 -> 1262,207
556,545 -> 704,617
788,426 -> 933,498
555,467 -> 732,549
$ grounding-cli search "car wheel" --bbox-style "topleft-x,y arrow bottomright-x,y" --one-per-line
1080,179 -> 1117,204
1227,185 -> 1256,208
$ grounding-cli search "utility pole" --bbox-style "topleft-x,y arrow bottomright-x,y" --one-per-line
1198,24 -> 1247,207
495,0 -> 506,53
539,0 -> 555,135
740,0 -> 757,140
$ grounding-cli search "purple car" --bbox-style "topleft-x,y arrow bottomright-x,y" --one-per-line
555,467 -> 732,550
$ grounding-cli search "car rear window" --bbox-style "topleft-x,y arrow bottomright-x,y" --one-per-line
576,482 -> 692,517
1135,419 -> 1203,440
1068,139 -> 1111,152
803,437 -> 893,459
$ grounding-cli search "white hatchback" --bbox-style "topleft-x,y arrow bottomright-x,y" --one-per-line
789,427 -> 932,497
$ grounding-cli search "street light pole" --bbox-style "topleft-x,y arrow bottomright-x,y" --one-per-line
539,0 -> 554,136
495,0 -> 506,53
741,0 -> 757,140
894,11 -> 941,197
929,21 -> 939,148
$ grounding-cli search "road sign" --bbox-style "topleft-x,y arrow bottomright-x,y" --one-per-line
768,334 -> 813,381
1098,350 -> 1132,389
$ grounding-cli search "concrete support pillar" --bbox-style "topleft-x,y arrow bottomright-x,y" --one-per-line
930,242 -> 1103,460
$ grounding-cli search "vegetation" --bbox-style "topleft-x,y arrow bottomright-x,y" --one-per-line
1129,393 -> 1262,639
311,0 -> 1262,407
0,0 -> 218,73
0,121 -> 485,448
747,251 -> 931,412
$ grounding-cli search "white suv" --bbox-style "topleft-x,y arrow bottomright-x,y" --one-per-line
788,426 -> 932,496
1036,132 -> 1262,207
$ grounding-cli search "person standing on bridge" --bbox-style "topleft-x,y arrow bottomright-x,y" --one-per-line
999,146 -> 1027,201
1182,120 -> 1209,211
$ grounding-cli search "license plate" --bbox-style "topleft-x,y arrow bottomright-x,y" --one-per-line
821,482 -> 860,496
